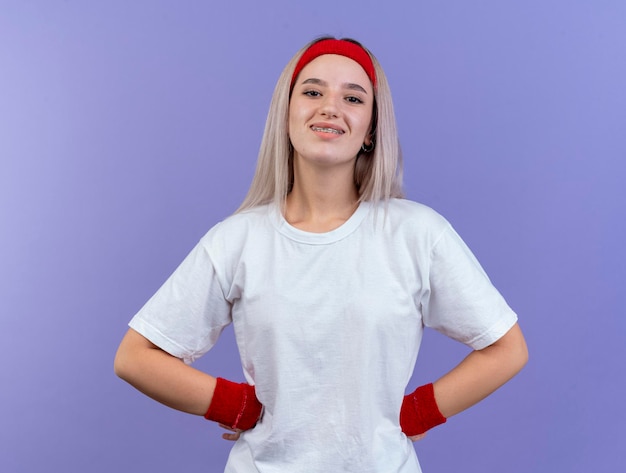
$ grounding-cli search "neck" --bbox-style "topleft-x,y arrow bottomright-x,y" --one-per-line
284,157 -> 359,233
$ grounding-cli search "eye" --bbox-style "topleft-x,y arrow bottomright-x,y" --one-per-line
303,90 -> 321,97
346,96 -> 364,104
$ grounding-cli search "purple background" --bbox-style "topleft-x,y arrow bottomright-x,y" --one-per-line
2,1 -> 624,472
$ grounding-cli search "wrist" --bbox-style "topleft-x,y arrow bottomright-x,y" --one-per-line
400,383 -> 447,436
204,377 -> 262,430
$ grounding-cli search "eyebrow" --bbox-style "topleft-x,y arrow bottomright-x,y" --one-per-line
301,78 -> 368,94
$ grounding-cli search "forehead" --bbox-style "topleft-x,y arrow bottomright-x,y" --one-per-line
297,54 -> 373,91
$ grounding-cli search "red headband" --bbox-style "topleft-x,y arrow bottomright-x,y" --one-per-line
290,39 -> 377,90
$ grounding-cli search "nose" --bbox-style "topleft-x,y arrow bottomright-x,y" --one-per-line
318,93 -> 340,118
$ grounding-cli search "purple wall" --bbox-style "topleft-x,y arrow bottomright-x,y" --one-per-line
2,1 -> 624,472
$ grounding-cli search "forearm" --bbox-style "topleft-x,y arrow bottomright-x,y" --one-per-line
433,323 -> 528,418
114,328 -> 216,416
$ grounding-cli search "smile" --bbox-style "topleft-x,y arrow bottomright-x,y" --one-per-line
311,126 -> 344,135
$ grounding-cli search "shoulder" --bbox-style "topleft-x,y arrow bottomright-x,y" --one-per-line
198,204 -> 271,250
358,199 -> 454,255
385,198 -> 442,217
381,198 -> 450,234
221,204 -> 270,228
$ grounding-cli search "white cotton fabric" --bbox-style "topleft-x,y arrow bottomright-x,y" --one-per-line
129,199 -> 518,473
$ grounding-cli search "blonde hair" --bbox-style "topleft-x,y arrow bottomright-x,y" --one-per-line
236,37 -> 403,213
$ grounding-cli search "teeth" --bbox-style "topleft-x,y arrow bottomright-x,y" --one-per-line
312,126 -> 343,134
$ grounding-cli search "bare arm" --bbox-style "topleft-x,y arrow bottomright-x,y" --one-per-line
433,322 -> 528,418
114,328 -> 217,416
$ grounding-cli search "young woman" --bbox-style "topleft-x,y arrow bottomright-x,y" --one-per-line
115,37 -> 528,473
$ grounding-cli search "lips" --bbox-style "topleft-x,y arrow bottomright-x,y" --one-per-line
310,123 -> 344,135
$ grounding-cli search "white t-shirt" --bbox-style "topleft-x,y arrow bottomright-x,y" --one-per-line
129,198 -> 518,473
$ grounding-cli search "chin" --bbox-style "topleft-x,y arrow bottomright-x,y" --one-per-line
296,148 -> 359,167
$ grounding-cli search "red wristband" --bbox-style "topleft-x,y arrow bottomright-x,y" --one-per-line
204,378 -> 262,430
400,383 -> 447,436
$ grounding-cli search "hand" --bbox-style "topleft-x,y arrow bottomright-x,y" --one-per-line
219,423 -> 242,441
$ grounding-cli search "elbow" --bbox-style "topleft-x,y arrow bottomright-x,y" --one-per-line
510,325 -> 529,375
493,322 -> 529,378
113,346 -> 129,380
518,337 -> 529,371
512,343 -> 529,378
114,328 -> 145,382
114,340 -> 138,382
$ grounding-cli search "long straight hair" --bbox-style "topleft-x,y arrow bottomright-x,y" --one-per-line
236,37 -> 403,213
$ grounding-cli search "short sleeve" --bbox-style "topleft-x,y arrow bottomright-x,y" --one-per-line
129,231 -> 232,364
421,224 -> 518,350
